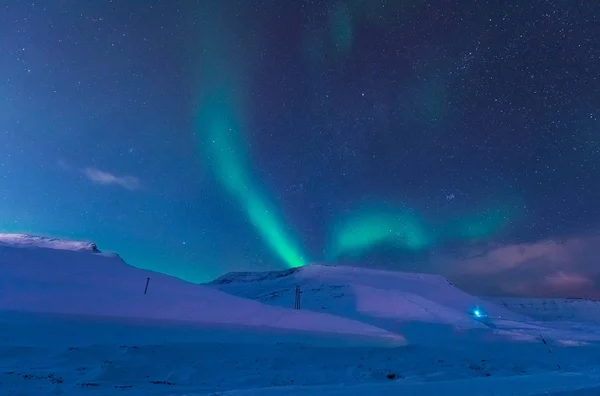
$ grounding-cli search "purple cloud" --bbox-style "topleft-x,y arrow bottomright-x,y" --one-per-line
432,235 -> 600,298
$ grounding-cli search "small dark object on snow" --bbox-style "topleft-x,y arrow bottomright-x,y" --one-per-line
79,383 -> 99,387
150,380 -> 174,386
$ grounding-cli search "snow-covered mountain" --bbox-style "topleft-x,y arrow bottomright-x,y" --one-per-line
0,233 -> 406,343
208,264 -> 528,344
3,234 -> 600,395
0,232 -> 579,343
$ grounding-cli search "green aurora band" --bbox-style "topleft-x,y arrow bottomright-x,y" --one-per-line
330,2 -> 354,55
328,202 -> 520,259
328,207 -> 433,259
195,90 -> 307,268
190,3 -> 520,268
192,6 -> 307,269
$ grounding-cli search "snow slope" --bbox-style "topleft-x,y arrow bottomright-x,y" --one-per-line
3,234 -> 600,395
209,264 -> 534,346
0,234 -> 404,343
210,264 -> 524,323
217,372 -> 600,396
3,309 -> 600,395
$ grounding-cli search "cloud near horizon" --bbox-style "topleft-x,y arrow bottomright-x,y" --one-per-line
434,235 -> 600,298
82,168 -> 141,191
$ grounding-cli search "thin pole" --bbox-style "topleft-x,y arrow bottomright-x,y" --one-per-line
144,277 -> 151,294
294,286 -> 301,310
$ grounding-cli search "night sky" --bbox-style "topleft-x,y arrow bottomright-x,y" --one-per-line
2,1 -> 600,297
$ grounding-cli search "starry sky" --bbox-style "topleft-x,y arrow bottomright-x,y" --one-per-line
2,0 -> 600,298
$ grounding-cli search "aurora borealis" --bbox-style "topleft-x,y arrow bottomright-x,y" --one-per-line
192,3 -> 308,269
2,1 -> 600,297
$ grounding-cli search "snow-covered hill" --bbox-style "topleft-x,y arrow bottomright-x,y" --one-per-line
209,265 -> 520,328
0,234 -> 404,343
209,264 -> 532,345
3,234 -> 600,395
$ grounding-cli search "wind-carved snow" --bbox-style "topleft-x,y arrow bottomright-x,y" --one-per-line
2,235 -> 600,395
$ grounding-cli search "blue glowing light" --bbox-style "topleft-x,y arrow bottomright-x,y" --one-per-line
472,308 -> 487,318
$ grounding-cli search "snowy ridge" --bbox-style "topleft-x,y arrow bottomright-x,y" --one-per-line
0,233 -> 100,252
491,297 -> 600,322
211,267 -> 303,284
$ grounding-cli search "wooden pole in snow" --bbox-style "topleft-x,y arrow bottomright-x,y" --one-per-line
144,277 -> 151,294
